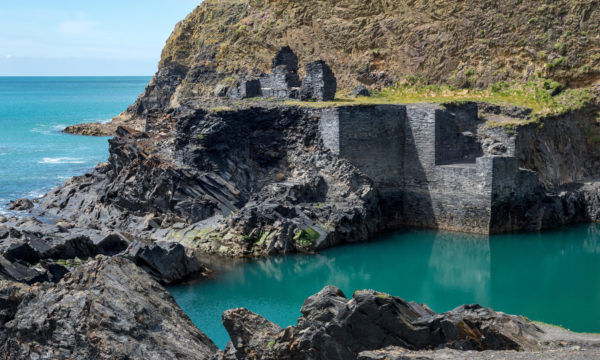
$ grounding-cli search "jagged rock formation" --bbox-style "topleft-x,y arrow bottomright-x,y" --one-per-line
0,256 -> 218,359
0,217 -> 207,285
37,103 -> 382,256
124,241 -> 211,284
218,285 -> 600,360
63,111 -> 145,136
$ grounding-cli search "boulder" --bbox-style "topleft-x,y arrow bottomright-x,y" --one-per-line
7,199 -> 34,211
351,85 -> 371,97
300,60 -> 337,101
39,260 -> 69,283
0,256 -> 219,359
221,286 -> 546,360
94,233 -> 129,256
0,256 -> 47,284
125,241 -> 209,284
2,241 -> 40,264
222,308 -> 282,360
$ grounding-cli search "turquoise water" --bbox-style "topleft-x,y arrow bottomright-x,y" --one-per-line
0,77 -> 150,213
169,225 -> 600,349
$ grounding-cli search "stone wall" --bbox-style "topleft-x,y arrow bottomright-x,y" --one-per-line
318,102 -> 543,234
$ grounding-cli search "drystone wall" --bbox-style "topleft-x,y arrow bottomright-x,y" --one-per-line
318,103 -> 543,234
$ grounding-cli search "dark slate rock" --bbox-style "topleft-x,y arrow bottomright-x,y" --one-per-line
221,286 -> 546,360
214,83 -> 230,97
0,256 -> 47,284
46,235 -> 97,260
222,307 -> 282,360
7,199 -> 34,211
95,233 -> 129,256
351,85 -> 371,97
3,242 -> 39,264
124,241 -> 208,284
39,260 -> 69,283
300,60 -> 337,101
0,256 -> 219,359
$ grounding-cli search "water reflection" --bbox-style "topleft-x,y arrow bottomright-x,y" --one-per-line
427,232 -> 490,304
169,224 -> 600,349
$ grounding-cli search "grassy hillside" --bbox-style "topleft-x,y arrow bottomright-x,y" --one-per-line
160,0 -> 599,93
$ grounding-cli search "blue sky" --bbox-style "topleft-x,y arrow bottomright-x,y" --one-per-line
0,1 -> 201,76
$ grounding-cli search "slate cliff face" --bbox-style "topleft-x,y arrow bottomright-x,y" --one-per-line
35,97 -> 600,255
124,0 -> 599,120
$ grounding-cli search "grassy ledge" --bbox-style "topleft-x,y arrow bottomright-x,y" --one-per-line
283,78 -> 595,127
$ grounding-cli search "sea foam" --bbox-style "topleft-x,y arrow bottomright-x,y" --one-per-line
39,157 -> 86,164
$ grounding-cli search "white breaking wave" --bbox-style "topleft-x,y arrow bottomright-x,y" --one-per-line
30,124 -> 68,135
26,189 -> 46,199
39,157 -> 86,164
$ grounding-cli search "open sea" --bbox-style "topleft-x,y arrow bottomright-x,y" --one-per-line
0,76 -> 150,214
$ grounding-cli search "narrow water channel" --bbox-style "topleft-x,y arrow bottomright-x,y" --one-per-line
168,224 -> 600,348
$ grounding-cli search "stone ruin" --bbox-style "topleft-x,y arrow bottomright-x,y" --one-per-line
225,46 -> 337,101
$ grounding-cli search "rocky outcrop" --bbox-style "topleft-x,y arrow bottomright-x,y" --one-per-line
0,256 -> 219,359
63,112 -> 145,136
33,98 -> 600,253
36,103 -> 381,257
218,285 -> 560,360
6,198 -> 34,211
125,241 -> 211,284
0,216 -> 212,286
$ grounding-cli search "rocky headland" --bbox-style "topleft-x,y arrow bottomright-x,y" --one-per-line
3,0 -> 600,358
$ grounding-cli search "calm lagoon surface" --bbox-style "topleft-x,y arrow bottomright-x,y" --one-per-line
2,76 -> 599,351
0,76 -> 150,214
168,225 -> 600,349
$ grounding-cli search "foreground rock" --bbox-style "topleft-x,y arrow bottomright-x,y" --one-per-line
220,286 -> 547,360
0,256 -> 218,359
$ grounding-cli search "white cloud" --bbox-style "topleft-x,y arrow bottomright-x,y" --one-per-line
58,19 -> 98,36
5,55 -> 12,59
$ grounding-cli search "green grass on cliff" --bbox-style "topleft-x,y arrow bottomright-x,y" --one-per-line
286,79 -> 594,125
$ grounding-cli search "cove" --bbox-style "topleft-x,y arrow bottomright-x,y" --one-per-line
168,224 -> 600,349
